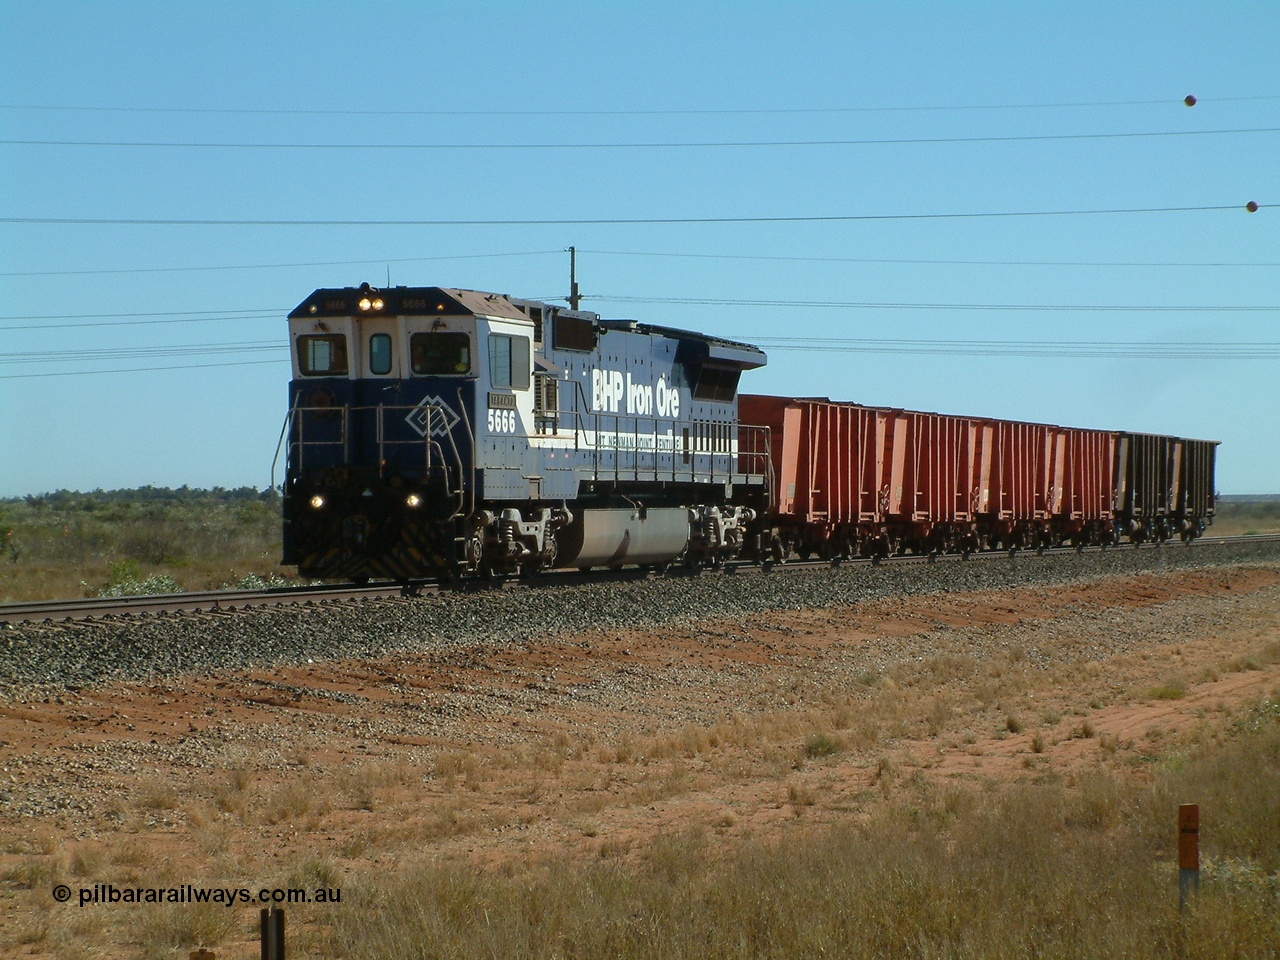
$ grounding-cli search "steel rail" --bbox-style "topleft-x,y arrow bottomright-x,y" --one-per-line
2,534 -> 1276,626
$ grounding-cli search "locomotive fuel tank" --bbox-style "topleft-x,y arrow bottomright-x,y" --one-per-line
556,507 -> 692,568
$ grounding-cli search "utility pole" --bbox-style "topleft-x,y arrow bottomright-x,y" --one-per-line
568,246 -> 580,311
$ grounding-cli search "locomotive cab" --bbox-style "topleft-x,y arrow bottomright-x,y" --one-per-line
280,285 -> 510,579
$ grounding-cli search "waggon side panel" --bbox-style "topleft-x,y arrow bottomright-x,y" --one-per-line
1180,440 -> 1218,517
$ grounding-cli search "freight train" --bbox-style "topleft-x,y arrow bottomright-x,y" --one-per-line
277,283 -> 1217,580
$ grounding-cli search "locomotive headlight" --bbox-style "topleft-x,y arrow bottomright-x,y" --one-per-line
358,297 -> 372,312
309,494 -> 326,509
371,297 -> 385,311
405,493 -> 423,509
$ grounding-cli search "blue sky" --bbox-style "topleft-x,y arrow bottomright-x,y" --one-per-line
1,1 -> 1276,496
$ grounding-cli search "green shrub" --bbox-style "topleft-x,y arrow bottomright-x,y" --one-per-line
96,560 -> 183,597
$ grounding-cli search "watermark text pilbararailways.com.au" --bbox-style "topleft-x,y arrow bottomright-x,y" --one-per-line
52,883 -> 340,908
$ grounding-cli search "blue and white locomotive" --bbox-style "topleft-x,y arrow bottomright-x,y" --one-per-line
279,284 -> 771,580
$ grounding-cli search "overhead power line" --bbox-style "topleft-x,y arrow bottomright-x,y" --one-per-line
3,127 -> 1277,151
0,358 -> 285,380
4,308 -> 276,321
4,338 -> 1274,381
4,290 -> 1279,333
0,250 -> 560,278
1,204 -> 1265,229
755,337 -> 1280,360
0,310 -> 280,332
597,295 -> 1279,313
2,94 -> 1277,117
0,341 -> 283,364
581,248 -> 1280,269
0,314 -> 278,332
0,248 -> 1275,281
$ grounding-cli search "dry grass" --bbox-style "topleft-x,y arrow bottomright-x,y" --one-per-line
3,566 -> 1277,959
1204,500 -> 1280,538
331,702 -> 1280,960
0,490 -> 290,602
262,777 -> 332,827
1148,678 -> 1189,700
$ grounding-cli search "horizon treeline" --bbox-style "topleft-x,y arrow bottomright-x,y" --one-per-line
5,485 -> 280,508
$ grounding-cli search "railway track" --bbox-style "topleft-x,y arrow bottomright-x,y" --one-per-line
2,534 -> 1276,626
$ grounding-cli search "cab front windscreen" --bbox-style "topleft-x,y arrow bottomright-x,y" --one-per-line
410,332 -> 471,375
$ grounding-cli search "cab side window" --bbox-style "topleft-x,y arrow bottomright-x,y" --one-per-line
298,335 -> 348,376
488,334 -> 530,390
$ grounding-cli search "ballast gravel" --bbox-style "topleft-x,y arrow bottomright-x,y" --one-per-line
2,540 -> 1277,694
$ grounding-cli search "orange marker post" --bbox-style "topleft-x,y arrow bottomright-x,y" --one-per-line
1178,804 -> 1199,910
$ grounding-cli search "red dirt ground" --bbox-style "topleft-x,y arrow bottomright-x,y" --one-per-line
2,563 -> 1278,958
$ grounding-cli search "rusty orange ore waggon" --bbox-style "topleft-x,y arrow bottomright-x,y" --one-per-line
739,395 -> 1217,564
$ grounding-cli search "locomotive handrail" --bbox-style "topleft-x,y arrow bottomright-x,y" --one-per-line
449,386 -> 472,520
270,396 -> 301,491
369,404 -> 464,519
286,404 -> 468,517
